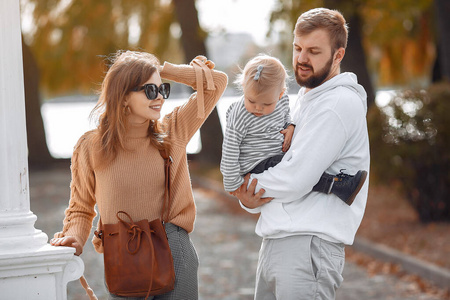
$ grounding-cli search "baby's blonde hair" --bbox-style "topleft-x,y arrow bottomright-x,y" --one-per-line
235,54 -> 288,95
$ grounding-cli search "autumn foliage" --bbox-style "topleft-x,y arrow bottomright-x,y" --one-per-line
368,82 -> 450,222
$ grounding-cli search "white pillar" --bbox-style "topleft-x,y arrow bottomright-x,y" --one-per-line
0,1 -> 84,299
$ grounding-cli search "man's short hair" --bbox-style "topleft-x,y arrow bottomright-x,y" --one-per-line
294,8 -> 348,51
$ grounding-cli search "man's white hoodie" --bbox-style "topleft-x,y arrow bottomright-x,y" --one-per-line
241,72 -> 370,245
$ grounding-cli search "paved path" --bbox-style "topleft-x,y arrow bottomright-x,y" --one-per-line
29,167 -> 444,300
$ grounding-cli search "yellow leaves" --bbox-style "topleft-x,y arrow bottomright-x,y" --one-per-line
24,0 -> 176,96
377,31 -> 435,86
271,0 -> 436,86
71,26 -> 88,51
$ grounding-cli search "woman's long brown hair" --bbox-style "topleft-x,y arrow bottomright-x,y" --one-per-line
90,50 -> 168,168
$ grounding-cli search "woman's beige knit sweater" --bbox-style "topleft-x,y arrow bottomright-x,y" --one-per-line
54,62 -> 228,253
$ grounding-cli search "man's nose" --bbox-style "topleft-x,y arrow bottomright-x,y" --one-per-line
297,51 -> 308,63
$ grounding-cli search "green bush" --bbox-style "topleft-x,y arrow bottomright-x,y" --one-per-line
368,82 -> 450,222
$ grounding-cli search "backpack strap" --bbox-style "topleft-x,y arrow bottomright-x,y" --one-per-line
79,275 -> 98,300
85,149 -> 172,299
159,148 -> 173,223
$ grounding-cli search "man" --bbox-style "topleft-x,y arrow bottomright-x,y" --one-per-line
234,8 -> 370,300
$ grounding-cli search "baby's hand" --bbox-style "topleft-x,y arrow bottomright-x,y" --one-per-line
280,124 -> 295,152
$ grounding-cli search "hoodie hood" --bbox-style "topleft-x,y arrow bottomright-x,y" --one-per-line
299,72 -> 368,112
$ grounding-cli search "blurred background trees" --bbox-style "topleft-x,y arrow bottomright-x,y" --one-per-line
20,0 -> 449,221
22,0 -> 224,166
172,0 -> 223,165
267,0 -> 449,221
367,83 -> 450,221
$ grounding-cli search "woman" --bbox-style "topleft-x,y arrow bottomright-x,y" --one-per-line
50,50 -> 227,299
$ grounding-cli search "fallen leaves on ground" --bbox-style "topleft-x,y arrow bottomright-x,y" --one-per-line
351,181 -> 450,299
190,165 -> 450,298
346,248 -> 450,299
358,182 -> 450,270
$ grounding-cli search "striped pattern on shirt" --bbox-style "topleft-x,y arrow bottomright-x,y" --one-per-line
220,93 -> 292,192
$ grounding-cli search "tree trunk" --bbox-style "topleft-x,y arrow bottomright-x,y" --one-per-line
172,0 -> 224,165
434,0 -> 450,81
172,0 -> 207,61
22,38 -> 55,168
341,12 -> 376,107
324,0 -> 376,108
432,45 -> 442,83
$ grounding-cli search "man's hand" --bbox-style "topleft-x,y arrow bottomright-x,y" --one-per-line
233,174 -> 273,209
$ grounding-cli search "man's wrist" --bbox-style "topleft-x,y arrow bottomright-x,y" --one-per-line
239,200 -> 262,214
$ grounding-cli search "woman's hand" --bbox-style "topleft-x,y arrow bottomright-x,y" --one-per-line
281,124 -> 295,152
50,236 -> 83,256
190,55 -> 215,70
233,174 -> 273,209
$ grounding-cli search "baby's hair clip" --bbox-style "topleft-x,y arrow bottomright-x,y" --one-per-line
254,65 -> 264,80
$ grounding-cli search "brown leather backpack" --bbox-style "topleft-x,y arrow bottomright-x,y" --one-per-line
95,149 -> 175,299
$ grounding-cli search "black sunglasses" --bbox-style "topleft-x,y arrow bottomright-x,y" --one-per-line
132,83 -> 171,100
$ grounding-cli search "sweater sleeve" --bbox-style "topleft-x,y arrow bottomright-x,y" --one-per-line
53,132 -> 97,250
159,61 -> 228,147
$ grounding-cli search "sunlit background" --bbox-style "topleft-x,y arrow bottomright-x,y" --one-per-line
18,0 -> 449,219
21,0 -> 420,156
13,0 -> 450,298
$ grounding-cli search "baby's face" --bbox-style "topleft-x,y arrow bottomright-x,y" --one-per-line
244,88 -> 282,117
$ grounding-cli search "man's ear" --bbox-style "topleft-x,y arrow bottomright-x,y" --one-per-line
334,47 -> 345,65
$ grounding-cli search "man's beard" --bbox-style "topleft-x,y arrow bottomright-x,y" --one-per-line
294,55 -> 333,89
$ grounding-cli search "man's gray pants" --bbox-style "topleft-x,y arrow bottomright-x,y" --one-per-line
255,235 -> 345,300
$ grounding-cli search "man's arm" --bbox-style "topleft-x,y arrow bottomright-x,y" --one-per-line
251,108 -> 347,203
